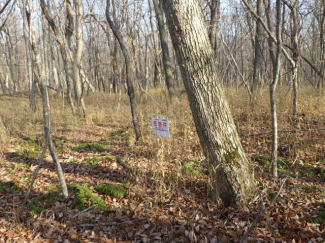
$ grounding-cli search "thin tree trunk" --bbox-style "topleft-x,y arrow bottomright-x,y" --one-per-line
270,0 -> 283,178
291,0 -> 299,118
72,0 -> 86,117
208,0 -> 220,57
251,0 -> 262,96
22,0 -> 68,198
152,0 -> 176,100
106,0 -> 141,141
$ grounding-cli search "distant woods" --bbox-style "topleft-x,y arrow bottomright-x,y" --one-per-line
0,0 -> 323,106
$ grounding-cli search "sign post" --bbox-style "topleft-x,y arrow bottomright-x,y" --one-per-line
151,117 -> 169,138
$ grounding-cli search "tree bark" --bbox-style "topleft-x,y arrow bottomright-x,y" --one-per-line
208,0 -> 220,56
162,0 -> 256,205
106,0 -> 141,141
152,0 -> 176,100
251,0 -> 262,96
22,0 -> 68,198
270,0 -> 283,178
72,0 -> 86,117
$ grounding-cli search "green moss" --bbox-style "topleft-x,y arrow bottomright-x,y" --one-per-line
21,174 -> 32,182
56,148 -> 66,154
182,161 -> 202,177
267,188 -> 277,200
224,149 -> 241,165
105,154 -> 116,161
54,138 -> 65,147
84,157 -> 101,167
43,184 -> 59,191
73,143 -> 88,152
19,148 -> 38,159
26,191 -> 62,216
312,211 -> 325,224
312,203 -> 325,224
0,181 -> 20,194
111,129 -> 127,137
29,206 -> 44,216
94,183 -> 129,198
68,184 -> 107,211
73,142 -> 107,153
298,169 -> 315,178
10,162 -> 30,170
111,129 -> 130,145
251,154 -> 288,168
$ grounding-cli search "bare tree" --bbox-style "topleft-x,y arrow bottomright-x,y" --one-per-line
208,0 -> 220,56
21,0 -> 68,198
251,0 -> 262,96
152,0 -> 176,100
270,0 -> 283,178
106,0 -> 141,141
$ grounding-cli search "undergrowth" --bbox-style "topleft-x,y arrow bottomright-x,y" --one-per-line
68,184 -> 107,211
73,142 -> 107,153
94,183 -> 130,198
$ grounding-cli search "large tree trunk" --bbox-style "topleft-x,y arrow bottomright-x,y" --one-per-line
152,0 -> 176,100
161,0 -> 256,206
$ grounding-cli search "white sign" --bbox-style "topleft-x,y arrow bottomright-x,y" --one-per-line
152,117 -> 169,138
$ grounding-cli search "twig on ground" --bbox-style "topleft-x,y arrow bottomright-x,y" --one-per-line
116,156 -> 132,172
79,217 -> 148,227
72,206 -> 94,219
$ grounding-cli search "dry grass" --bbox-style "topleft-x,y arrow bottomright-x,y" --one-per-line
0,86 -> 324,242
1,86 -> 324,197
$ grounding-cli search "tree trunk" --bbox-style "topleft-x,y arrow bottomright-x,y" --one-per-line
290,0 -> 299,118
270,0 -> 283,178
251,0 -> 262,96
208,0 -> 220,57
72,0 -> 86,117
22,0 -> 68,198
162,0 -> 256,205
152,0 -> 176,100
106,0 -> 141,141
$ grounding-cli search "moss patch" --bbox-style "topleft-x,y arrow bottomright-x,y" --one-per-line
68,184 -> 107,211
182,161 -> 202,177
27,191 -> 62,216
73,142 -> 107,153
94,183 -> 129,198
0,181 -> 20,194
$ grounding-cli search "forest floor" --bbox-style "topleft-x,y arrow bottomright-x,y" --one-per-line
0,88 -> 324,242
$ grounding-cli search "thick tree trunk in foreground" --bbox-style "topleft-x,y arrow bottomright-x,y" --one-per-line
162,0 -> 256,205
